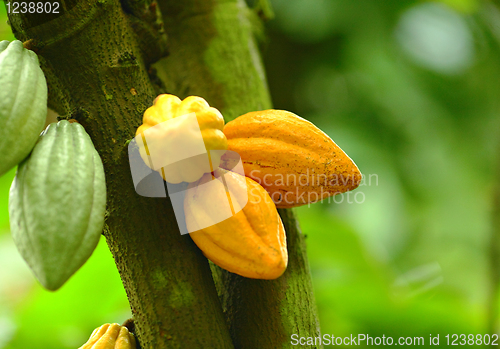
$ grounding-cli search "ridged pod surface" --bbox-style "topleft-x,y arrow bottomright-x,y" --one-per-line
0,40 -> 47,176
184,169 -> 288,279
9,121 -> 106,291
222,109 -> 362,208
136,94 -> 228,183
79,323 -> 137,349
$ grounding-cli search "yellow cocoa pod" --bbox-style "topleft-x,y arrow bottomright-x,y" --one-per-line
136,94 -> 228,183
79,323 -> 136,349
222,109 -> 362,208
184,169 -> 288,279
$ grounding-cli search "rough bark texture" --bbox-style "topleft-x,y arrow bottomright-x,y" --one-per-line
6,0 -> 322,347
7,1 -> 233,348
154,0 -> 271,119
155,0 -> 322,347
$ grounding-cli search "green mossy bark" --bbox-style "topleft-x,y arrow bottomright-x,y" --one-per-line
155,0 -> 271,119
6,0 -> 322,346
6,0 -> 233,348
155,0 -> 322,347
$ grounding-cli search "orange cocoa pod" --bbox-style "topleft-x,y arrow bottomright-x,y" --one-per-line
222,110 -> 362,208
184,169 -> 288,279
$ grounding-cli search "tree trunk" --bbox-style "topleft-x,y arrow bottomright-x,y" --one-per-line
7,1 -> 233,347
6,0 -> 322,347
155,2 -> 322,347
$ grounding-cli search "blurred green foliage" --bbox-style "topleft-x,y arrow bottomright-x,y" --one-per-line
2,0 -> 500,347
263,0 -> 500,346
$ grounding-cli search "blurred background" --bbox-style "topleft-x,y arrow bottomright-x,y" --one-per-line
2,0 -> 500,347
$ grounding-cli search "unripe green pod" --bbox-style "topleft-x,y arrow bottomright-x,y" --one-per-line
0,40 -> 47,177
9,121 -> 106,291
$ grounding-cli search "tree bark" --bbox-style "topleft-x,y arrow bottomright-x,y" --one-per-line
155,1 -> 322,347
6,1 -> 233,348
6,0 -> 322,347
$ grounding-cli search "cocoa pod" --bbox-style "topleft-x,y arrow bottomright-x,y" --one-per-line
222,109 -> 362,208
184,169 -> 288,279
0,40 -> 47,176
79,323 -> 137,349
135,94 -> 228,184
9,120 -> 106,291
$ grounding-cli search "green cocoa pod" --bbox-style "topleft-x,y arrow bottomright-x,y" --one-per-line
0,40 -> 48,177
9,120 -> 106,291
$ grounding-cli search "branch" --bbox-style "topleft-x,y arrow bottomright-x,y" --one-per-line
6,0 -> 233,347
155,0 -> 323,346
